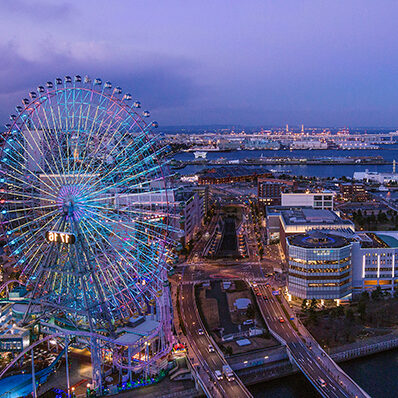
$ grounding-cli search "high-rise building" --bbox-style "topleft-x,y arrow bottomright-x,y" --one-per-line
287,231 -> 352,300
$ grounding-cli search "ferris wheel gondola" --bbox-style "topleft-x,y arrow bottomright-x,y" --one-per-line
0,75 -> 176,329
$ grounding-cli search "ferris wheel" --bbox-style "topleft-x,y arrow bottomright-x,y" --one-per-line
0,75 -> 175,331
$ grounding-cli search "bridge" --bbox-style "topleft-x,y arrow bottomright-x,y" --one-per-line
256,283 -> 371,398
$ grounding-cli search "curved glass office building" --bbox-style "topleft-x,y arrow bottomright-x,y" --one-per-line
287,231 -> 352,300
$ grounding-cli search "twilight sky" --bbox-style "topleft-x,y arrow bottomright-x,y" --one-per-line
1,0 -> 398,127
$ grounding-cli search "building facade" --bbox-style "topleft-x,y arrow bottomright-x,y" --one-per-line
175,189 -> 205,244
287,232 -> 352,300
339,182 -> 368,202
352,233 -> 398,295
281,192 -> 335,210
258,178 -> 295,206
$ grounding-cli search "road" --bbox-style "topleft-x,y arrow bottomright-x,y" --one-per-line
179,281 -> 252,398
256,284 -> 370,398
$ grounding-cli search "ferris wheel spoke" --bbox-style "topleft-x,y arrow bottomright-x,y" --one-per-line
80,219 -> 151,305
3,138 -> 62,196
83,202 -> 173,244
3,209 -> 59,241
1,168 -> 58,201
78,133 -> 164,192
76,127 -> 151,189
75,101 -> 121,179
75,97 -> 145,186
82,214 -> 165,283
73,227 -> 112,312
11,119 -> 63,187
0,188 -> 56,204
81,163 -> 164,202
80,200 -> 177,220
40,101 -> 70,183
30,105 -> 67,182
70,104 -> 85,176
15,214 -> 62,275
5,203 -> 57,214
83,206 -> 165,256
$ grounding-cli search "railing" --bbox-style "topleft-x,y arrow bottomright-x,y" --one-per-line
332,337 -> 398,362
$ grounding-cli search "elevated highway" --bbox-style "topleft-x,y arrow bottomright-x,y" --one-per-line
179,282 -> 252,398
256,283 -> 370,398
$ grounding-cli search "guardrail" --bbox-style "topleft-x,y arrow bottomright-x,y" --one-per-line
331,337 -> 398,362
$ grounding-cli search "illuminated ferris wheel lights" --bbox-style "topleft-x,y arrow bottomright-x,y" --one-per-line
0,76 -> 176,385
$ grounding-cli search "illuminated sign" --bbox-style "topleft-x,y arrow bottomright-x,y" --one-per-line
45,231 -> 76,244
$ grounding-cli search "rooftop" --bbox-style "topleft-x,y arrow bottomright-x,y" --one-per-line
358,232 -> 398,248
281,208 -> 353,227
288,231 -> 351,248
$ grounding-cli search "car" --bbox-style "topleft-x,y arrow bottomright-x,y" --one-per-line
279,317 -> 285,323
208,344 -> 215,353
215,370 -> 223,380
251,281 -> 257,288
198,329 -> 204,335
243,319 -> 254,326
318,378 -> 327,388
256,291 -> 262,296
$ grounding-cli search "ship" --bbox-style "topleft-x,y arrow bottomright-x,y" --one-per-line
194,151 -> 207,159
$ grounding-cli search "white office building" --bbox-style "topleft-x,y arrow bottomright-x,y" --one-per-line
281,192 -> 335,210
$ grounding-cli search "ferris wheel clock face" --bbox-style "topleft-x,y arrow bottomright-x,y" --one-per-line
45,231 -> 75,244
0,75 -> 174,325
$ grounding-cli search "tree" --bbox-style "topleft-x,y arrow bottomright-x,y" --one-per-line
309,298 -> 318,311
359,291 -> 370,302
358,300 -> 367,322
246,304 -> 255,319
371,286 -> 383,301
345,308 -> 355,323
308,310 -> 318,325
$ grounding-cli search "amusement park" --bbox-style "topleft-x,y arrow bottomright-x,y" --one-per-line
0,75 -> 178,397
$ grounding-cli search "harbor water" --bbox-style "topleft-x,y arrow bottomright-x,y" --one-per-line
173,145 -> 398,178
249,348 -> 398,398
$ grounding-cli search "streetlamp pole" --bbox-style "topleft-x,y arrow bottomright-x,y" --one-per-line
31,348 -> 37,398
65,336 -> 71,397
